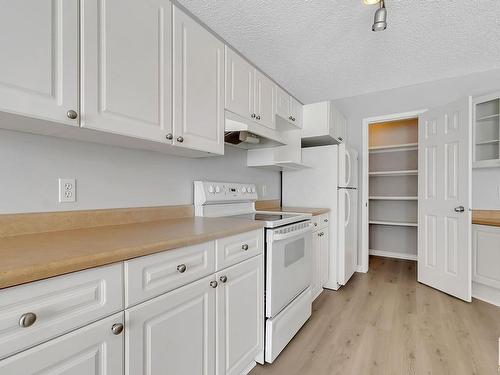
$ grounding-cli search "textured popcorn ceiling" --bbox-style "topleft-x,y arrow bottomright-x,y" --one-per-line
176,0 -> 500,103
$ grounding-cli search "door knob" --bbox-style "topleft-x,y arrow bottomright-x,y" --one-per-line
454,206 -> 465,213
66,110 -> 78,119
19,312 -> 37,328
111,323 -> 124,335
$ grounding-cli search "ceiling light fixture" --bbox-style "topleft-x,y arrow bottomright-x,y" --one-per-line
372,0 -> 387,32
363,0 -> 381,4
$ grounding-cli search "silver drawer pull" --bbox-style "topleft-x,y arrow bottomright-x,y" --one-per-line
242,244 -> 249,251
111,323 -> 124,335
219,275 -> 228,283
324,219 -> 328,222
19,312 -> 37,328
314,223 -> 318,227
210,280 -> 218,288
177,264 -> 187,273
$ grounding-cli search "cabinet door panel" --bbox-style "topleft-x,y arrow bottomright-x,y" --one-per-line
290,97 -> 303,128
320,229 -> 330,287
173,6 -> 224,154
126,275 -> 216,375
225,47 -> 254,120
0,0 -> 78,125
254,71 -> 275,129
275,86 -> 290,121
0,313 -> 124,375
216,255 -> 263,375
82,0 -> 172,141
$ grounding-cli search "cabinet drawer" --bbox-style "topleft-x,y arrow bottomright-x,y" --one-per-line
0,263 -> 123,360
312,213 -> 329,230
125,241 -> 216,307
215,229 -> 263,270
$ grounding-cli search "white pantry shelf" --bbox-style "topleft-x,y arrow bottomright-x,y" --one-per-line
369,196 -> 418,201
369,220 -> 418,227
369,142 -> 418,153
475,139 -> 499,145
369,170 -> 418,177
476,113 -> 499,122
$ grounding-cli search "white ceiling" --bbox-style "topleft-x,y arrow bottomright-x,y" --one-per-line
176,0 -> 500,104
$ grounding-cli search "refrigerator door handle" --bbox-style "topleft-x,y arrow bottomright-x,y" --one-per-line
345,150 -> 352,187
344,190 -> 351,227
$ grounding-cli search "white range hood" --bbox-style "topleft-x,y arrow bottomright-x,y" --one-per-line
225,111 -> 286,149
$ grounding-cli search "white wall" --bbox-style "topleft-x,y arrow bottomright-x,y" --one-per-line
332,68 -> 500,261
0,129 -> 280,214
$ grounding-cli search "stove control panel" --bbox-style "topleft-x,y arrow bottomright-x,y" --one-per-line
194,181 -> 258,205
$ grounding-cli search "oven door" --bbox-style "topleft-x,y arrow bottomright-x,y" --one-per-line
265,224 -> 312,318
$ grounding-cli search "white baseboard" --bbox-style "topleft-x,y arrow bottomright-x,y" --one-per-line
369,249 -> 417,261
472,281 -> 500,307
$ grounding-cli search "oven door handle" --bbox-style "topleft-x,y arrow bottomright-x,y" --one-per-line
272,225 -> 313,241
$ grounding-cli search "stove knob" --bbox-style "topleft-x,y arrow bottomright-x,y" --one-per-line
208,185 -> 215,194
215,185 -> 221,193
241,187 -> 247,193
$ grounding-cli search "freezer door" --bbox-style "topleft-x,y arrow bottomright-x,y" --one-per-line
338,144 -> 359,189
338,188 -> 357,285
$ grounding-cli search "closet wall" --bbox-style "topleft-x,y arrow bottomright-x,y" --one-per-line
368,118 -> 419,260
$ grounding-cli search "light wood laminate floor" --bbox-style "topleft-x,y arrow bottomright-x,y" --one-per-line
251,256 -> 500,375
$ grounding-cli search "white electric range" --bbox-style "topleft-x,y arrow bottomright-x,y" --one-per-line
194,181 -> 313,363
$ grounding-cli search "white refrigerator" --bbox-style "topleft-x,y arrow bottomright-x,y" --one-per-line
282,144 -> 358,290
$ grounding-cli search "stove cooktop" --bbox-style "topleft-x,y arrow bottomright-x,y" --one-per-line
228,211 -> 311,228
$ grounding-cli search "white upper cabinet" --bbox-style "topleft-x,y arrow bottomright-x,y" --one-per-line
275,86 -> 291,122
302,101 -> 347,147
290,97 -> 303,128
254,70 -> 275,129
0,0 -> 79,125
81,0 -> 172,143
173,5 -> 225,155
225,47 -> 254,121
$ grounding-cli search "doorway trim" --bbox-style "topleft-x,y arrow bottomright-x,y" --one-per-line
360,109 -> 428,273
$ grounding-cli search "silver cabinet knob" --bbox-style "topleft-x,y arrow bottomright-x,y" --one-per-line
19,312 -> 37,328
242,244 -> 249,251
251,113 -> 256,118
289,116 -> 293,120
176,136 -> 184,143
338,137 -> 343,142
111,323 -> 124,335
314,223 -> 318,227
454,206 -> 465,213
66,110 -> 78,120
324,219 -> 328,223
210,280 -> 218,288
177,264 -> 187,273
292,117 -> 296,122
165,133 -> 173,140
219,275 -> 228,283
256,115 -> 261,120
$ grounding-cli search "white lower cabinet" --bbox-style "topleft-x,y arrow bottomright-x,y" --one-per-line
216,255 -> 264,375
126,275 -> 216,375
472,224 -> 500,306
0,312 -> 124,375
311,223 -> 330,301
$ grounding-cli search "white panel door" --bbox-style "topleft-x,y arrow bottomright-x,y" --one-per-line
173,6 -> 224,154
0,0 -> 78,125
81,0 -> 172,142
418,97 -> 472,302
216,255 -> 263,375
126,275 -> 216,375
0,313 -> 124,374
225,47 -> 254,120
254,70 -> 275,129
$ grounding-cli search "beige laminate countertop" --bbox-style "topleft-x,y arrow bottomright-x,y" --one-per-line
472,210 -> 500,227
271,207 -> 330,216
0,217 -> 264,290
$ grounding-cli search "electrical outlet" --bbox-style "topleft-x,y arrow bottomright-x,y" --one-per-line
59,178 -> 76,203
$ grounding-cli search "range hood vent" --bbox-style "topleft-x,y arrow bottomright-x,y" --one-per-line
224,111 -> 285,149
